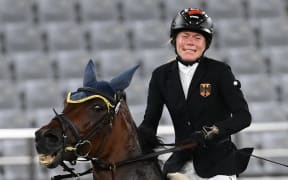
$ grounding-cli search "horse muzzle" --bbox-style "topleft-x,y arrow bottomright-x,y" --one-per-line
35,128 -> 64,168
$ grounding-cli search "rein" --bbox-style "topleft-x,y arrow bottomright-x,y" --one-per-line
51,110 -> 288,180
51,142 -> 197,180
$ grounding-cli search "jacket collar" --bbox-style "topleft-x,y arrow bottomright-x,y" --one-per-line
168,57 -> 208,100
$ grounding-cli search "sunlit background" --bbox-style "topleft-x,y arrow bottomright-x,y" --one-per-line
0,0 -> 288,179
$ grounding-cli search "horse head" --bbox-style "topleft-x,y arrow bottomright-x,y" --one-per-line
35,60 -> 140,170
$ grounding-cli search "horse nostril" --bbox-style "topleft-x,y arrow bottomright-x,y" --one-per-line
43,130 -> 62,145
45,133 -> 59,143
35,128 -> 64,154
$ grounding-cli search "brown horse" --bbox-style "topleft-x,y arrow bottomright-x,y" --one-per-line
35,60 -> 165,180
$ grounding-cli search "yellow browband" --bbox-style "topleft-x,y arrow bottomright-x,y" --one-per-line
66,92 -> 115,112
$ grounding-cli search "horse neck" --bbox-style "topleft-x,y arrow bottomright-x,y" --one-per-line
91,102 -> 164,180
96,102 -> 142,162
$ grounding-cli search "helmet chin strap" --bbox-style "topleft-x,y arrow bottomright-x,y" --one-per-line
176,55 -> 202,66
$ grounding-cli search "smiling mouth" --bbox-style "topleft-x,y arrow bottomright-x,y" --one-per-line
184,49 -> 196,53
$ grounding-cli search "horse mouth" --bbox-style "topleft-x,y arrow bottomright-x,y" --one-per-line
38,152 -> 61,168
39,154 -> 55,166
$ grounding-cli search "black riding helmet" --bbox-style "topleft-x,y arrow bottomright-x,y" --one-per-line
170,8 -> 214,49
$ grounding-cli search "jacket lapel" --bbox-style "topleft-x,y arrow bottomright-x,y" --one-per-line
187,59 -> 207,100
167,61 -> 186,101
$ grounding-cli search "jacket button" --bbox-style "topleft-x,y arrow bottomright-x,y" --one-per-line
187,121 -> 191,126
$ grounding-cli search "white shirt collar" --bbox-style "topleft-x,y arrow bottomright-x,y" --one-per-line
178,61 -> 199,74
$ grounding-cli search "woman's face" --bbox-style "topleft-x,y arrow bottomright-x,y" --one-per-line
176,31 -> 206,61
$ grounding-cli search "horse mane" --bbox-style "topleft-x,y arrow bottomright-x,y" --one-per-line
136,126 -> 163,154
117,91 -> 163,154
119,91 -> 164,170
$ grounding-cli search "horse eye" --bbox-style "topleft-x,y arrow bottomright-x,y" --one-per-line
92,104 -> 104,111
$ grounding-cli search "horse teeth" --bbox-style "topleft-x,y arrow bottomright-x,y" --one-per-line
39,154 -> 55,165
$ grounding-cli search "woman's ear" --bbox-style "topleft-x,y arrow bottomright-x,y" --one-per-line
170,37 -> 176,47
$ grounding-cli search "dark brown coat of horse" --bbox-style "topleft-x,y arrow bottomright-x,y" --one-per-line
35,60 -> 165,180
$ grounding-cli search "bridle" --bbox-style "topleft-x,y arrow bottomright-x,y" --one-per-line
53,108 -> 114,158
51,87 -> 122,180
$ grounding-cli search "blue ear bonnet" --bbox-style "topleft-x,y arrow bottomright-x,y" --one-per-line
70,81 -> 115,101
69,60 -> 139,103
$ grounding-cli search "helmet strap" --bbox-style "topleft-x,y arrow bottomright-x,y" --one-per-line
176,55 -> 203,66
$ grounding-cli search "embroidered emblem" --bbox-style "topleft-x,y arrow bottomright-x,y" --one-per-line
200,83 -> 211,97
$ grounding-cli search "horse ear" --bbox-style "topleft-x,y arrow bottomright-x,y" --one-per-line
83,59 -> 97,86
110,65 -> 139,91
